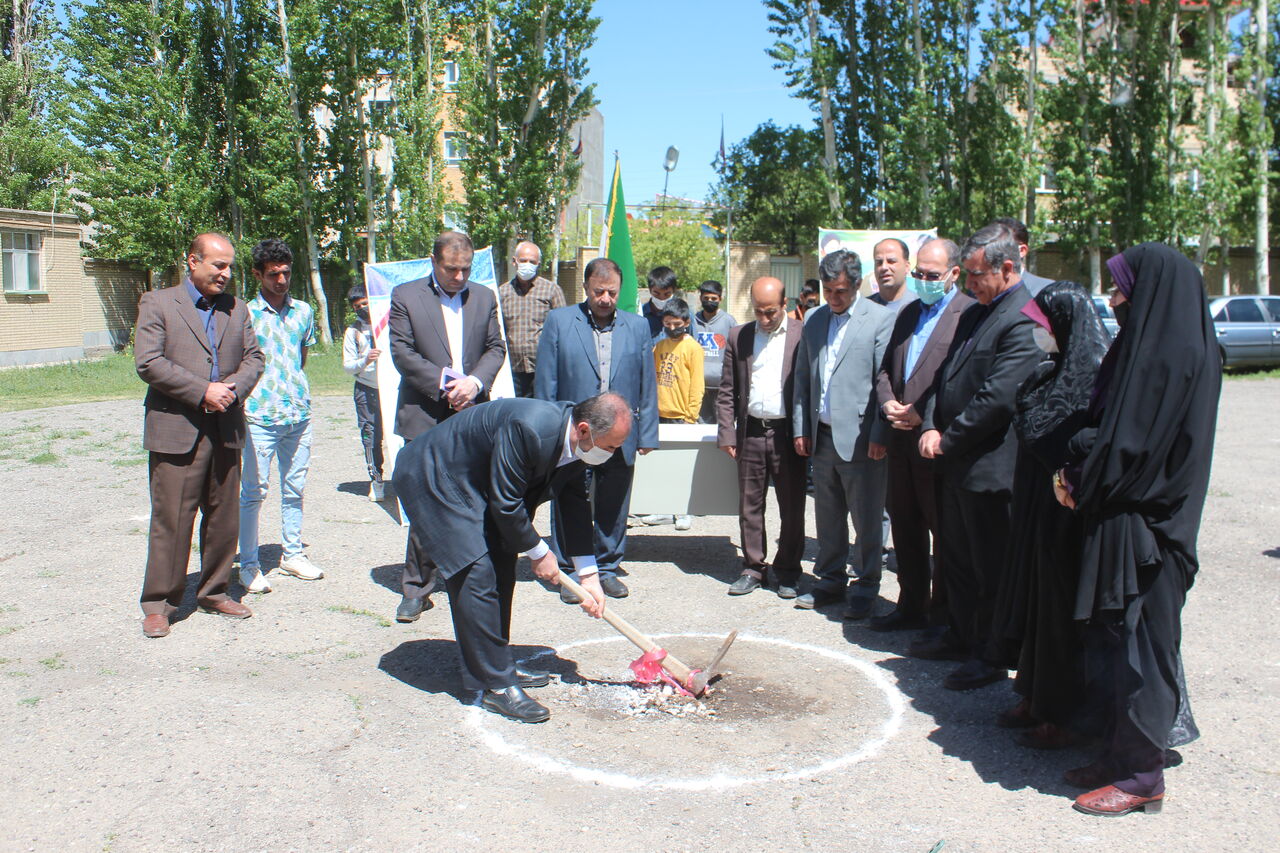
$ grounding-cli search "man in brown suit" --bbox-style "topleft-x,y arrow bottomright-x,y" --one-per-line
716,277 -> 806,598
135,233 -> 265,638
870,238 -> 973,639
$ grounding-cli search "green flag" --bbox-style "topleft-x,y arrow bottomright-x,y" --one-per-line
605,159 -> 639,313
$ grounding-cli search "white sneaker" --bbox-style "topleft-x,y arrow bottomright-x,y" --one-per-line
675,515 -> 692,531
638,514 -> 674,526
239,565 -> 272,594
279,554 -> 324,580
369,481 -> 385,502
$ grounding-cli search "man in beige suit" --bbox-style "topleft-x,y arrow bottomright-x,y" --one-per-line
135,233 -> 265,638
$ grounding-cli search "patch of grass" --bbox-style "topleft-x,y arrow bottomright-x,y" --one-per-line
29,451 -> 58,465
99,668 -> 116,676
18,697 -> 39,706
110,456 -> 147,467
39,653 -> 65,670
36,569 -> 59,578
327,605 -> 391,628
304,345 -> 352,397
0,351 -> 144,413
1224,366 -> 1280,380
7,671 -> 30,678
341,650 -> 362,660
0,626 -> 19,636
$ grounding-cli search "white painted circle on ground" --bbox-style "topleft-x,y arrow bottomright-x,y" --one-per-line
465,633 -> 906,791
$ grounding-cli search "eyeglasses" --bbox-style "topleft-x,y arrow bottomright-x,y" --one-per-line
911,269 -> 949,282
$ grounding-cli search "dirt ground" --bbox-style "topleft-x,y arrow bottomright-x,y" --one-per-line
0,378 -> 1276,852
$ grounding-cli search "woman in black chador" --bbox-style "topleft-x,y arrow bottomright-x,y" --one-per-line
1054,243 -> 1221,817
986,281 -> 1110,748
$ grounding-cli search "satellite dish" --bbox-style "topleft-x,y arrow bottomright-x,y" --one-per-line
663,146 -> 680,172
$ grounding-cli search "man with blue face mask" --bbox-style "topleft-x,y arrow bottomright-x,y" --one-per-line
871,238 -> 975,645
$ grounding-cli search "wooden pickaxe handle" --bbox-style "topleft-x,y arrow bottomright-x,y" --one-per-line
557,570 -> 695,687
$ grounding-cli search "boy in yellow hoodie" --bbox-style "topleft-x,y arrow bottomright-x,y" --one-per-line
653,297 -> 705,424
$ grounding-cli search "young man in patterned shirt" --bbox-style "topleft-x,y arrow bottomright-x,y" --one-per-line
237,239 -> 323,593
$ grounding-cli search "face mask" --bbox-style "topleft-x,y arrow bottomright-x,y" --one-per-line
356,307 -> 370,322
665,325 -> 688,339
574,434 -> 614,466
650,295 -> 671,311
1032,326 -> 1059,353
1113,301 -> 1131,327
909,275 -> 948,305
700,298 -> 719,314
803,300 -> 818,309
515,261 -> 538,281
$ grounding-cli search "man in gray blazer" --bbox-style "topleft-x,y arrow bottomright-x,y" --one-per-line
793,249 -> 895,619
389,231 -> 506,622
135,233 -> 265,638
535,257 -> 660,600
393,393 -> 629,723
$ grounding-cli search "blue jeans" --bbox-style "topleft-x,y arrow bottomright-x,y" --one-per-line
239,420 -> 312,568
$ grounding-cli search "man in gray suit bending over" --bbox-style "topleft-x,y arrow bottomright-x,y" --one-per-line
394,394 -> 629,723
793,249 -> 895,620
390,231 -> 506,623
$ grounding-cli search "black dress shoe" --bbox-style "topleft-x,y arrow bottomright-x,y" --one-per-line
599,575 -> 629,598
776,584 -> 799,600
515,667 -> 551,688
559,584 -> 582,605
844,598 -> 875,621
395,595 -> 429,623
481,685 -> 550,723
907,632 -> 967,661
728,574 -> 762,596
868,609 -> 929,633
943,659 -> 1007,691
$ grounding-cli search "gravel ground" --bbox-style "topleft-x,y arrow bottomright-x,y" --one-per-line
0,379 -> 1276,852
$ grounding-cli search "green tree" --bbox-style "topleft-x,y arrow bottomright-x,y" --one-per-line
451,0 -> 598,271
60,0 -> 219,282
630,209 -> 725,294
708,121 -> 828,255
0,0 -> 72,211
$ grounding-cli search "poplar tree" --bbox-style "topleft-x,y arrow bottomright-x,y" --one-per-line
0,0 -> 71,211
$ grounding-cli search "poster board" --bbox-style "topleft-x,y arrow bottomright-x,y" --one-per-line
817,228 -> 937,295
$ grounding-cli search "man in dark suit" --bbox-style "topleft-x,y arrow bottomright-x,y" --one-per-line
793,249 -> 895,620
919,223 -> 1044,690
535,257 -> 660,600
389,231 -> 506,622
716,277 -> 806,599
394,393 -> 629,722
135,233 -> 265,638
871,238 -> 974,636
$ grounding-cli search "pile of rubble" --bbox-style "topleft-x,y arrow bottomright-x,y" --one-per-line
563,680 -> 718,719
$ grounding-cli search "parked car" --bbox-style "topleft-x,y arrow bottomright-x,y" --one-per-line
1209,295 -> 1280,368
1091,295 -> 1120,339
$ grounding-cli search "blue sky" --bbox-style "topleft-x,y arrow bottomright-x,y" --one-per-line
584,0 -> 816,206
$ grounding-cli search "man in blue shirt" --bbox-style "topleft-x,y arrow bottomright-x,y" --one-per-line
872,238 -> 974,640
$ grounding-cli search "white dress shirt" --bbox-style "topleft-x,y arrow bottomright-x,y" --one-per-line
747,316 -> 789,420
819,309 -> 851,424
434,279 -> 485,391
522,420 -> 598,576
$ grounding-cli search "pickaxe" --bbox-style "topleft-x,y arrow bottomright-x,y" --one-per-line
557,571 -> 737,697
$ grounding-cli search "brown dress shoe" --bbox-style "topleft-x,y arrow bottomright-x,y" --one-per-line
199,599 -> 253,619
142,614 -> 170,638
1073,785 -> 1163,816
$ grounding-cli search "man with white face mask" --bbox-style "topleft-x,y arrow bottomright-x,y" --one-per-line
393,392 -> 631,723
499,240 -> 566,398
873,238 -> 975,643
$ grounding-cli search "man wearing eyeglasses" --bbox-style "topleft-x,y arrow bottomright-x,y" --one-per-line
872,238 -> 974,649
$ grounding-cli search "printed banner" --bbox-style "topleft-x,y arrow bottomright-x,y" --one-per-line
817,228 -> 938,293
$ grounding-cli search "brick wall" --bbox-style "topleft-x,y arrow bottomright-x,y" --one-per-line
0,209 -> 84,366
724,243 -> 772,322
82,259 -> 147,351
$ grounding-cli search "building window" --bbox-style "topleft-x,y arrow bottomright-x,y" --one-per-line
2,231 -> 42,293
368,98 -> 393,126
443,60 -> 459,89
444,131 -> 467,165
